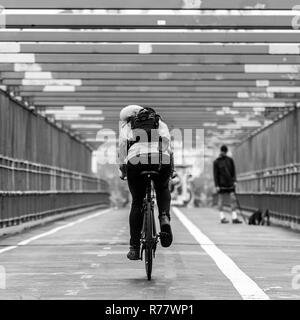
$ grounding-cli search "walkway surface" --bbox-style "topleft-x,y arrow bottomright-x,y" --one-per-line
0,207 -> 299,300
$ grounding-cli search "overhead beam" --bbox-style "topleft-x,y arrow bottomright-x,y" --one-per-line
43,106 -> 264,111
20,95 -> 300,103
1,70 -> 299,81
3,43 -> 299,55
34,101 -> 295,107
1,30 -> 300,43
4,79 -> 300,87
9,72 -> 298,80
18,92 -> 277,98
1,54 -> 300,64
0,0 -> 298,10
44,109 -> 264,114
33,97 -> 292,103
0,65 -> 248,73
27,101 -> 299,109
14,85 -> 269,92
42,109 -> 267,116
47,115 -> 254,120
81,122 -> 285,127
4,64 -> 300,74
3,14 -> 299,29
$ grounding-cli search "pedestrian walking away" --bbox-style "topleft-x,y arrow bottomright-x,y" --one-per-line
213,145 -> 242,224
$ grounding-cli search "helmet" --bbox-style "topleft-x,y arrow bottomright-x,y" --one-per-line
120,105 -> 143,121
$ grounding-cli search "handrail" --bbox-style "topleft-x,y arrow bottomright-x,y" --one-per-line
238,163 -> 300,179
0,154 -> 109,192
236,162 -> 300,195
0,154 -> 99,180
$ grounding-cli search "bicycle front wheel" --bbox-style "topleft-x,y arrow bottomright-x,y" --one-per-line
144,201 -> 154,280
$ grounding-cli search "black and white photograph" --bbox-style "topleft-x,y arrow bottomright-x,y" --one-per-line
0,0 -> 300,308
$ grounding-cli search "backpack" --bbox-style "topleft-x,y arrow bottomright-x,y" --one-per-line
129,108 -> 161,143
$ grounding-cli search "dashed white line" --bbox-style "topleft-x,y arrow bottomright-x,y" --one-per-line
97,253 -> 108,257
81,282 -> 89,290
90,263 -> 100,268
81,275 -> 94,279
64,290 -> 79,296
172,207 -> 270,300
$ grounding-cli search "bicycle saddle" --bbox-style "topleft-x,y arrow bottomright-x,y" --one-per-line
140,171 -> 159,177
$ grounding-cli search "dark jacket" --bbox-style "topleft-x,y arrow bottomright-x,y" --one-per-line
213,155 -> 236,189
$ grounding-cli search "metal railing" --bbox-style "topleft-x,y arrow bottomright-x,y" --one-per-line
237,163 -> 300,195
0,154 -> 110,227
0,191 -> 110,228
0,154 -> 108,192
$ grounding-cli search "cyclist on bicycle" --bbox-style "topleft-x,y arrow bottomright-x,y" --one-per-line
119,105 -> 173,260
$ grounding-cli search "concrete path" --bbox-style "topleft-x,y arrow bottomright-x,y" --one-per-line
0,207 -> 299,300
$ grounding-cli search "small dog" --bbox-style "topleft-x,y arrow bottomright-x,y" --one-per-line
248,209 -> 270,226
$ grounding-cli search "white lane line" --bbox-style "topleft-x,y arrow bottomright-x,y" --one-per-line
0,246 -> 18,254
18,208 -> 112,246
172,207 -> 270,300
0,208 -> 113,253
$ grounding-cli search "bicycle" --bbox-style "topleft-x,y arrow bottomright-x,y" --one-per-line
139,170 -> 160,281
122,138 -> 170,280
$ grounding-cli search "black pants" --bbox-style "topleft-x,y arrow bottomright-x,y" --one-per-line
127,159 -> 171,247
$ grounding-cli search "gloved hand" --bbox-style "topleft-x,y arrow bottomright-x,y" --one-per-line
119,164 -> 127,180
171,170 -> 178,179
